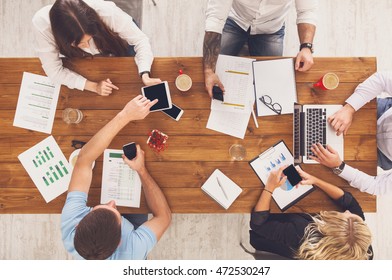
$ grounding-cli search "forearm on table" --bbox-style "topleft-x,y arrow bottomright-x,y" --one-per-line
254,190 -> 273,212
203,31 -> 221,73
313,177 -> 344,200
78,111 -> 131,163
138,168 -> 171,220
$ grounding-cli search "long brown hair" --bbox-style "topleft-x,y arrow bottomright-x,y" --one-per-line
50,0 -> 129,57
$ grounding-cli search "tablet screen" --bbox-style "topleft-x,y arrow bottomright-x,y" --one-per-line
142,83 -> 170,111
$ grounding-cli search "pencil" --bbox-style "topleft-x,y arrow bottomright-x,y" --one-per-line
252,108 -> 259,128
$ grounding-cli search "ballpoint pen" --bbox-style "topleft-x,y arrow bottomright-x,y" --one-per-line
216,176 -> 229,200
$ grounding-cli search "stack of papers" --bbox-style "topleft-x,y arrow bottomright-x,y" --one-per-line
201,169 -> 242,210
206,55 -> 255,139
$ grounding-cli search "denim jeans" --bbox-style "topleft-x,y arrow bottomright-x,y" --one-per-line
220,17 -> 285,56
377,97 -> 392,170
122,213 -> 148,229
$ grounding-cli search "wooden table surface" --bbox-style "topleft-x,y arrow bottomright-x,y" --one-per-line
0,57 -> 377,214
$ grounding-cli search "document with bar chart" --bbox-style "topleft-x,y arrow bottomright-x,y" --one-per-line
18,135 -> 71,203
101,149 -> 141,207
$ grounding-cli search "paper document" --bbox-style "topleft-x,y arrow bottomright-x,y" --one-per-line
253,58 -> 297,116
13,72 -> 61,134
201,169 -> 242,210
206,109 -> 251,139
212,55 -> 255,113
249,141 -> 314,211
101,149 -> 141,207
18,135 -> 71,203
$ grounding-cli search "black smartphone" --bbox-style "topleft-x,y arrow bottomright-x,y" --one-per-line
123,142 -> 137,160
161,103 -> 184,121
283,164 -> 302,186
212,85 -> 224,101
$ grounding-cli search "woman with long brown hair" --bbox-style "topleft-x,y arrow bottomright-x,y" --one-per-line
250,166 -> 373,260
33,0 -> 161,96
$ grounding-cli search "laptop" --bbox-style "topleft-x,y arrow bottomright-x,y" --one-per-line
294,103 -> 344,164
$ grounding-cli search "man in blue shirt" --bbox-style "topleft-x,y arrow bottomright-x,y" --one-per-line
61,95 -> 171,259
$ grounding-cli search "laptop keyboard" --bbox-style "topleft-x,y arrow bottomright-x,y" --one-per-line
294,108 -> 300,159
306,108 -> 327,159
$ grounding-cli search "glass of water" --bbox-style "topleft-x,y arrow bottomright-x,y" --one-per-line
229,144 -> 246,161
62,108 -> 83,124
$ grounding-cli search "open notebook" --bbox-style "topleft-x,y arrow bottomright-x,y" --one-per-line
201,169 -> 242,210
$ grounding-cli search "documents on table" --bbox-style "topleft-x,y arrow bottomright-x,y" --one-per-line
18,135 -> 71,203
13,72 -> 61,134
253,58 -> 297,116
211,55 -> 256,113
101,149 -> 141,207
207,55 -> 256,139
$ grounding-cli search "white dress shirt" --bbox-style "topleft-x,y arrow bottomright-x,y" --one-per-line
32,0 -> 153,91
205,0 -> 317,35
341,71 -> 392,195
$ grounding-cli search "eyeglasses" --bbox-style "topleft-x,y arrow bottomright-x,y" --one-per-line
71,140 -> 86,149
259,95 -> 282,115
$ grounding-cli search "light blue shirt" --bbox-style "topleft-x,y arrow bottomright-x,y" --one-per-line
61,191 -> 156,260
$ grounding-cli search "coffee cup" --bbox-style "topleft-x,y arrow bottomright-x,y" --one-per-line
175,73 -> 192,92
313,72 -> 339,90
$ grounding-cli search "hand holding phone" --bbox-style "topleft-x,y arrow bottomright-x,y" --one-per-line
283,164 -> 302,186
212,85 -> 224,101
123,142 -> 137,160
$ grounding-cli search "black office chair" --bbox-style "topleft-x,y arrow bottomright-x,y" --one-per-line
239,242 -> 290,260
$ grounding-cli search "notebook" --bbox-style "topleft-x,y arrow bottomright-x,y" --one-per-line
249,140 -> 314,212
253,58 -> 297,116
294,103 -> 344,164
201,169 -> 242,210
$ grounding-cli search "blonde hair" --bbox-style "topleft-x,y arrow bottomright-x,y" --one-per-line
296,211 -> 372,260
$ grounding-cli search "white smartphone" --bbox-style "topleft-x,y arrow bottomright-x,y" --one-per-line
161,103 -> 184,121
141,81 -> 172,112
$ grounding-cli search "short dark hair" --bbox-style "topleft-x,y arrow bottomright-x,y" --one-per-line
74,208 -> 121,260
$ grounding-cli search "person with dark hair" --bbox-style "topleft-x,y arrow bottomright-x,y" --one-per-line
32,0 -> 161,96
250,166 -> 373,260
61,95 -> 172,260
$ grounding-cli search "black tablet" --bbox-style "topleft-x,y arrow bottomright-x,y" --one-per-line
141,81 -> 172,112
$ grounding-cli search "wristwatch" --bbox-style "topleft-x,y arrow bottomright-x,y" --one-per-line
139,71 -> 150,78
299,42 -> 314,53
332,161 -> 346,175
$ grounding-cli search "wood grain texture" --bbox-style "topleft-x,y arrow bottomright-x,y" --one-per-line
0,56 -> 377,214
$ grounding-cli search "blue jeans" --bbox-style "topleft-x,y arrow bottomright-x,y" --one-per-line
122,213 -> 148,229
377,97 -> 392,170
220,17 -> 285,56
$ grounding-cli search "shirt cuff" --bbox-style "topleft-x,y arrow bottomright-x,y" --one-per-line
75,76 -> 87,91
205,17 -> 225,34
338,164 -> 357,183
346,94 -> 367,111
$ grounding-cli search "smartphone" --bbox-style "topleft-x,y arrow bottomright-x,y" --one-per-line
283,164 -> 302,186
123,142 -> 137,160
161,103 -> 184,121
141,81 -> 172,112
212,85 -> 224,101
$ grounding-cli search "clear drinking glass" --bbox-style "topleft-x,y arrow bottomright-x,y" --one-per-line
62,108 -> 83,124
229,144 -> 246,161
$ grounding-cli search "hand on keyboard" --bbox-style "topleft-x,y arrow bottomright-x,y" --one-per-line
310,143 -> 342,168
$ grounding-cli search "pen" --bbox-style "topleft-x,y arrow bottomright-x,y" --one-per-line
225,70 -> 249,75
251,108 -> 259,128
216,176 -> 229,200
222,102 -> 245,107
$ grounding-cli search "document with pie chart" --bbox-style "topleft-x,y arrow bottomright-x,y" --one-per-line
249,140 -> 314,211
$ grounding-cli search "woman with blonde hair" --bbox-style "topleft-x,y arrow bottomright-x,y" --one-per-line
250,166 -> 373,260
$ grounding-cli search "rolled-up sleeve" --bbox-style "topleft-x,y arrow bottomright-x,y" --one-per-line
205,0 -> 233,34
295,0 -> 318,26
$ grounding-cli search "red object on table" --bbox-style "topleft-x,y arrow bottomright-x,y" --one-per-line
147,129 -> 169,152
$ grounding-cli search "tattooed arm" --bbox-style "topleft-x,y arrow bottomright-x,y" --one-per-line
203,31 -> 225,98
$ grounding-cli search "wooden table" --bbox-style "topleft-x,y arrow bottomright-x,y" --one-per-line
0,57 -> 377,214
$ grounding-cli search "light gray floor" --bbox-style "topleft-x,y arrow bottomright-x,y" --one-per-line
1,0 -> 392,260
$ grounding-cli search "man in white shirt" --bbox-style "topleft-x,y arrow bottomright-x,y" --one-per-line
310,72 -> 392,195
203,0 -> 318,97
